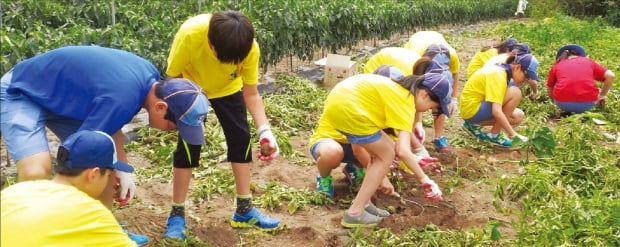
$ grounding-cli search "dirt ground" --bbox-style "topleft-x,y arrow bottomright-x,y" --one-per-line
1,19 -> 530,246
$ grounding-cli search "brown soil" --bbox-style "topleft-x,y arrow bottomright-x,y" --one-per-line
1,19 -> 530,246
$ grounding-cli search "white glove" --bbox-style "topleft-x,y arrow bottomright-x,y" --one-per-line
257,125 -> 279,161
115,170 -> 136,206
421,176 -> 443,202
514,133 -> 529,142
413,147 -> 430,158
414,122 -> 425,143
449,97 -> 458,116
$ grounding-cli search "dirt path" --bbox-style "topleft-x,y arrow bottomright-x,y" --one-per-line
1,19 -> 528,247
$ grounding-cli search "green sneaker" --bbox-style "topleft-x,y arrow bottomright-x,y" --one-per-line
487,131 -> 513,147
341,210 -> 382,228
316,175 -> 334,197
343,163 -> 365,186
462,122 -> 487,140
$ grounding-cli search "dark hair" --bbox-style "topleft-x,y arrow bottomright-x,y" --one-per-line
412,57 -> 432,75
55,146 -> 111,176
505,55 -> 517,64
154,79 -> 177,123
208,11 -> 255,64
556,49 -> 581,62
394,75 -> 440,105
481,39 -> 514,53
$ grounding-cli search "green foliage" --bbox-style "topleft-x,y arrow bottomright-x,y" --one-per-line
190,167 -> 236,202
253,182 -> 334,215
347,225 -> 497,246
513,126 -> 556,160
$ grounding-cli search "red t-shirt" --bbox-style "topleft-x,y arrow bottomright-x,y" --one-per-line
547,57 -> 608,102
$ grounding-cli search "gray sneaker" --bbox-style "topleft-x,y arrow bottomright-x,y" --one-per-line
365,203 -> 390,217
341,210 -> 382,228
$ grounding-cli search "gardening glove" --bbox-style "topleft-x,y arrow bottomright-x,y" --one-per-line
257,125 -> 279,161
418,157 -> 444,173
514,133 -> 528,142
414,122 -> 425,143
421,176 -> 443,202
449,97 -> 458,116
115,170 -> 136,206
413,147 -> 430,158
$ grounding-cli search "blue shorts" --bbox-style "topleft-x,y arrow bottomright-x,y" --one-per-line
555,101 -> 596,113
464,101 -> 493,124
339,130 -> 382,145
309,138 -> 358,164
1,70 -> 82,161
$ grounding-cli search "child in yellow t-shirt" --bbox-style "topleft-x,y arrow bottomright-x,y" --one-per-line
318,66 -> 451,228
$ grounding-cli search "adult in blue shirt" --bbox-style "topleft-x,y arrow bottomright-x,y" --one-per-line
0,45 -> 209,245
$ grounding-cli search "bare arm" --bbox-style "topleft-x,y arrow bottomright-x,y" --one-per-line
242,84 -> 269,128
112,130 -> 129,163
396,130 -> 427,182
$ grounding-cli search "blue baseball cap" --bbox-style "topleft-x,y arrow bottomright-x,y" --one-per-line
423,44 -> 451,66
506,38 -> 519,50
373,65 -> 404,81
513,43 -> 531,56
161,78 -> 209,145
514,54 -> 539,82
422,73 -> 453,117
556,44 -> 586,60
58,130 -> 134,172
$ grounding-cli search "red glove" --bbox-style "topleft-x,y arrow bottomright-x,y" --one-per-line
114,177 -> 130,206
421,176 -> 442,202
418,157 -> 444,173
257,125 -> 279,161
414,122 -> 425,143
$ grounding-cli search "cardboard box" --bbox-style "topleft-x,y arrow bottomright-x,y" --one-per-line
317,54 -> 357,89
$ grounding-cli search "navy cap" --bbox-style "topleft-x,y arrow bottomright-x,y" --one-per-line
58,130 -> 134,172
422,73 -> 453,117
161,78 -> 209,145
514,54 -> 540,82
556,44 -> 586,60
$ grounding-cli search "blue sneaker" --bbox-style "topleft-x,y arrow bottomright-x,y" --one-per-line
463,122 -> 487,140
433,136 -> 453,153
316,175 -> 334,197
343,163 -> 365,186
164,216 -> 186,240
487,131 -> 513,147
231,208 -> 280,229
122,228 -> 149,246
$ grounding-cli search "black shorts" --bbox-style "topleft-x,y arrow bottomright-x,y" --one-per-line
172,91 -> 252,168
209,91 -> 252,163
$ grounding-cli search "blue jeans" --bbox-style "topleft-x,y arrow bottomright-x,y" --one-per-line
310,138 -> 358,164
555,101 -> 596,113
1,70 -> 82,161
464,101 -> 493,124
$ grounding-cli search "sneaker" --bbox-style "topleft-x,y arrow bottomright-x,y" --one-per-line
365,203 -> 390,217
231,208 -> 280,229
341,210 -> 382,228
164,216 -> 186,240
463,122 -> 487,140
433,136 -> 453,153
343,163 -> 365,186
122,228 -> 149,246
316,175 -> 334,197
487,131 -> 513,147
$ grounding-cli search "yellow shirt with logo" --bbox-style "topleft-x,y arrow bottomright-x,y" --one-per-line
466,48 -> 499,78
166,14 -> 260,99
322,74 -> 415,136
1,180 -> 136,247
459,65 -> 508,119
363,47 -> 421,75
403,31 -> 460,75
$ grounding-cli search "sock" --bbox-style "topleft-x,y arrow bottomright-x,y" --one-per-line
235,194 -> 253,216
348,210 -> 361,216
487,132 -> 499,138
169,202 -> 185,218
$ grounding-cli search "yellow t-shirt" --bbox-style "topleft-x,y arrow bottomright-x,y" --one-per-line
403,31 -> 460,75
166,14 -> 260,99
1,180 -> 136,247
322,74 -> 415,136
484,53 -> 510,67
466,48 -> 499,78
308,114 -> 349,148
363,47 -> 421,75
459,65 -> 508,119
